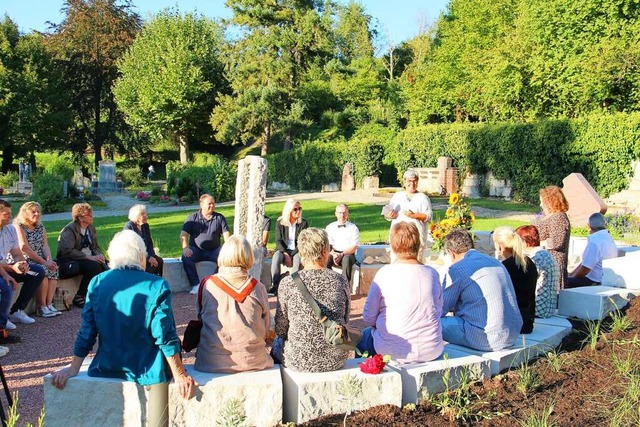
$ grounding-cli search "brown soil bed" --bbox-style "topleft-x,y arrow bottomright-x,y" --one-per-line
303,299 -> 640,427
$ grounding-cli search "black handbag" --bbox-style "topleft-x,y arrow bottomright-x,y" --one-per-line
182,277 -> 206,352
291,272 -> 361,351
57,260 -> 81,279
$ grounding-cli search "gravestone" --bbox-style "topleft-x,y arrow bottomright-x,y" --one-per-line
97,161 -> 117,193
461,173 -> 481,198
234,156 -> 268,279
562,173 -> 607,228
341,163 -> 355,191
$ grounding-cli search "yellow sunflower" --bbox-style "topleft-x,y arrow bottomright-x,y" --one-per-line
445,207 -> 455,217
448,193 -> 460,205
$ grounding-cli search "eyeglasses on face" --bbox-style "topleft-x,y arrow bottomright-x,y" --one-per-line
293,207 -> 302,212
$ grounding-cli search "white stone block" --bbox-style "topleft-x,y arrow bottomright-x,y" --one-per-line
162,259 -> 217,293
567,237 -> 588,267
558,285 -> 639,320
331,264 -> 361,294
602,252 -> 640,289
534,315 -> 572,329
169,366 -> 282,427
473,231 -> 494,256
196,260 -> 217,280
520,323 -> 572,351
355,244 -> 390,264
44,361 -> 152,427
388,345 -> 491,405
358,263 -> 384,295
281,358 -> 402,424
447,338 -> 544,375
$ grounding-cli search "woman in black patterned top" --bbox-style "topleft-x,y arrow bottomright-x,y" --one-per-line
271,228 -> 351,372
538,186 -> 571,289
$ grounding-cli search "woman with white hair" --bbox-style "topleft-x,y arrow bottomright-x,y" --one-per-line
123,204 -> 163,276
383,169 -> 432,261
51,230 -> 196,425
194,235 -> 272,373
271,198 -> 308,294
272,227 -> 351,372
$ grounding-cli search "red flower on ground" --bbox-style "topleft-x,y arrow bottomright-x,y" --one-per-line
359,354 -> 386,375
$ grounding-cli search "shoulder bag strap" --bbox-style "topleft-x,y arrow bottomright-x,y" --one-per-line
197,276 -> 208,320
291,271 -> 323,321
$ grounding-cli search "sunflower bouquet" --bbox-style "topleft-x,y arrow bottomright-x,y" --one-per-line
429,193 -> 475,252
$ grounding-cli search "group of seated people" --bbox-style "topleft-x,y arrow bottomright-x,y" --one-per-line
44,181 -> 619,415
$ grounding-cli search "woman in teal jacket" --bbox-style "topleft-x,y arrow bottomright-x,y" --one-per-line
51,230 -> 196,425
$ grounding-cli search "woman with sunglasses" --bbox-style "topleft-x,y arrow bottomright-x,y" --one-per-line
270,199 -> 308,295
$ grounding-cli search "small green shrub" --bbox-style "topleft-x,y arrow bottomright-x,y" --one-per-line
38,153 -> 76,181
120,166 -> 144,187
0,171 -> 18,190
166,154 -> 236,202
32,173 -> 66,213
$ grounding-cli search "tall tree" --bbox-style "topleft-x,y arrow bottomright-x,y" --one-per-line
211,0 -> 333,155
47,0 -> 140,169
114,10 -> 227,164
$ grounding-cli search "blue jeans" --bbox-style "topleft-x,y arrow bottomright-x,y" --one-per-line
10,262 -> 45,312
0,277 -> 14,329
441,316 -> 473,348
355,326 -> 377,357
182,246 -> 221,288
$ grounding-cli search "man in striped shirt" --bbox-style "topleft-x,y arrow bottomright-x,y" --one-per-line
441,229 -> 522,351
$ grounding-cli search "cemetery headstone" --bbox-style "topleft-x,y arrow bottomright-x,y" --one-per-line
341,163 -> 355,191
562,173 -> 607,228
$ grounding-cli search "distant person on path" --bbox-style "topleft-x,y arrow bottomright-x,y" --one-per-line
325,204 -> 359,283
57,203 -> 108,309
147,165 -> 155,181
194,235 -> 272,373
14,201 -> 61,318
124,204 -> 163,276
493,226 -> 538,334
441,229 -> 522,351
271,198 -> 308,295
181,194 -> 230,295
538,185 -> 570,289
358,222 -> 443,364
516,225 -> 560,318
0,199 -> 45,336
567,213 -> 618,288
51,230 -> 196,426
382,169 -> 432,261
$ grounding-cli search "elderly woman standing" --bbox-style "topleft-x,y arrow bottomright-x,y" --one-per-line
271,198 -> 308,294
272,228 -> 351,372
194,235 -> 272,373
14,201 -> 61,318
359,222 -> 443,364
123,204 -> 163,276
51,230 -> 196,426
516,225 -> 560,318
538,186 -> 570,289
57,203 -> 108,308
383,169 -> 432,261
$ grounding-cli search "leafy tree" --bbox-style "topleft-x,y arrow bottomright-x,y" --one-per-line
46,0 -> 140,169
114,10 -> 227,164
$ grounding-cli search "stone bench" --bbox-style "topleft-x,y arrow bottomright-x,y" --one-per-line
558,285 -> 640,320
44,359 -> 155,427
602,251 -> 640,290
14,276 -> 82,316
281,358 -> 402,424
162,259 -> 217,292
169,365 -> 283,427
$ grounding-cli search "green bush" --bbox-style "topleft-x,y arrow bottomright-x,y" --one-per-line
120,166 -> 144,187
40,155 -> 75,181
0,172 -> 18,190
31,173 -> 66,213
166,154 -> 236,202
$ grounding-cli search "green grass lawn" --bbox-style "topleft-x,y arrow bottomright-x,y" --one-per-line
43,199 -> 530,258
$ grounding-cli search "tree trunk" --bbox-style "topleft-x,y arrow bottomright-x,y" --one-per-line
1,144 -> 14,174
260,122 -> 271,157
93,75 -> 103,171
179,134 -> 189,164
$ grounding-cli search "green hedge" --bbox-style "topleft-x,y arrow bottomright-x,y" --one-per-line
166,153 -> 236,202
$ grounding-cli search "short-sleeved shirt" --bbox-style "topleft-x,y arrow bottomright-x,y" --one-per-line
388,191 -> 432,246
326,221 -> 360,252
582,230 -> 618,282
182,211 -> 229,252
0,225 -> 19,264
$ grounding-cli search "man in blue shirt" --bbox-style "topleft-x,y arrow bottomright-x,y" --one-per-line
180,194 -> 230,294
441,229 -> 522,351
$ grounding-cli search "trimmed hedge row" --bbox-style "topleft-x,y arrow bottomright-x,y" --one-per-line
268,112 -> 640,202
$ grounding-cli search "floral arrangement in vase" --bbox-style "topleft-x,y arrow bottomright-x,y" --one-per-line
429,193 -> 475,252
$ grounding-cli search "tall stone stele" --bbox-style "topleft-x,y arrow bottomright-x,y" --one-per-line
234,156 -> 268,279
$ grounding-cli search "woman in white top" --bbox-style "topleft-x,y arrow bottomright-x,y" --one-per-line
271,199 -> 308,295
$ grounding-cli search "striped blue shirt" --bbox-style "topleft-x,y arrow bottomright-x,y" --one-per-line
442,250 -> 523,351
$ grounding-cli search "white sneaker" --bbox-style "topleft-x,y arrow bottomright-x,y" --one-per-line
189,285 -> 200,295
0,346 -> 8,357
47,305 -> 63,316
5,320 -> 15,330
9,310 -> 35,324
37,306 -> 57,318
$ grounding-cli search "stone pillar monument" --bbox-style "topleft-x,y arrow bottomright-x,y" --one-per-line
234,156 -> 268,279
